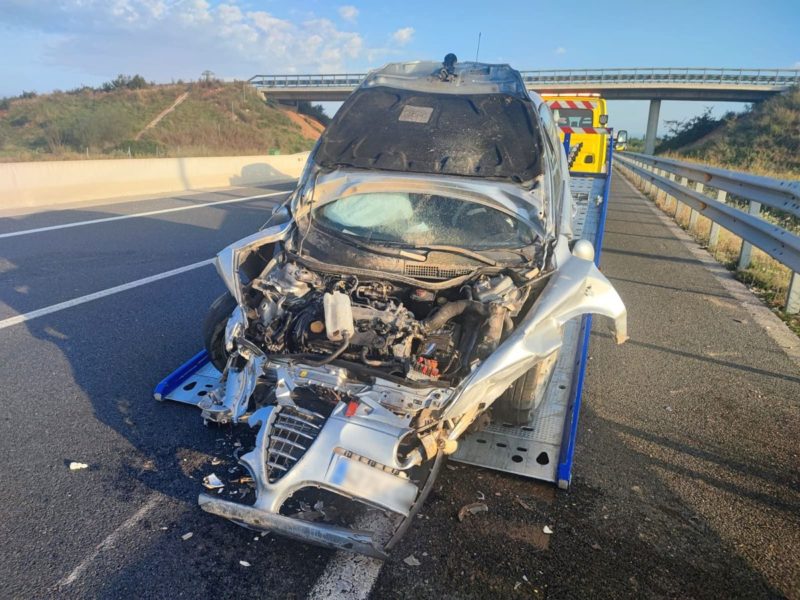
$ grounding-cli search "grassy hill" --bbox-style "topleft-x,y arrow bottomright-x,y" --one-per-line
0,79 -> 323,161
656,87 -> 800,178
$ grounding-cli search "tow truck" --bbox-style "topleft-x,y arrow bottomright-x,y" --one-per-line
543,94 -> 627,173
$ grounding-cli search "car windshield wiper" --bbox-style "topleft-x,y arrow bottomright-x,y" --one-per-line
312,219 -> 497,266
334,231 -> 429,262
415,244 -> 498,266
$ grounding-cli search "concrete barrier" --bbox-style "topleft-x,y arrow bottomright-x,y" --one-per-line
0,153 -> 309,210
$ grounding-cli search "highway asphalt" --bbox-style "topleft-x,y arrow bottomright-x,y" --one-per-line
0,176 -> 797,599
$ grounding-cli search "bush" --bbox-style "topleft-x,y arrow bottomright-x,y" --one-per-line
656,107 -> 727,153
101,74 -> 150,92
297,100 -> 331,125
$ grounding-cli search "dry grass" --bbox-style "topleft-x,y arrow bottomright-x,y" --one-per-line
0,82 -> 318,161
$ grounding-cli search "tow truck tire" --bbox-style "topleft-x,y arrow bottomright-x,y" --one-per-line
492,355 -> 557,425
203,292 -> 236,371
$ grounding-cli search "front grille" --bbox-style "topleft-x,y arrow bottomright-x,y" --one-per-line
404,264 -> 474,280
266,407 -> 325,483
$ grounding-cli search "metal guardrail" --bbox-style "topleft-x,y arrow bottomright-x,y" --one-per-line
249,67 -> 800,89
615,152 -> 800,314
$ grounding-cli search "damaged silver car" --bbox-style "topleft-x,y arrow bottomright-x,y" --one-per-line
181,57 -> 627,558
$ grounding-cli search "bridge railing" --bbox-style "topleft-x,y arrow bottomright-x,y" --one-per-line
615,152 -> 800,314
249,68 -> 800,89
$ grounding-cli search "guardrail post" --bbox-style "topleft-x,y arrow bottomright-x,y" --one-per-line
708,189 -> 725,250
657,169 -> 668,205
668,173 -> 678,215
738,200 -> 763,269
690,182 -> 703,231
787,272 -> 800,315
677,176 -> 689,222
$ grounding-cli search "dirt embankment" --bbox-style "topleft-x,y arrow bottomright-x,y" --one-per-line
280,109 -> 326,140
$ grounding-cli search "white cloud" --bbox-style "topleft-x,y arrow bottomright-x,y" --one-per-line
554,46 -> 566,55
392,27 -> 414,46
0,0 -> 376,81
338,5 -> 358,23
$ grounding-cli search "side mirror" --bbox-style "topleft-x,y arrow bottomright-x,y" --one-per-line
599,114 -> 608,125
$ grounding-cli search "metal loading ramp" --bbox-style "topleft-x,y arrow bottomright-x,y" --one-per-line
451,175 -> 609,488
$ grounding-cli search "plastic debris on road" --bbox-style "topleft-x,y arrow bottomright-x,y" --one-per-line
203,473 -> 224,490
69,462 -> 88,470
181,532 -> 193,541
543,525 -> 553,535
239,560 -> 251,567
458,502 -> 489,522
403,555 -> 421,566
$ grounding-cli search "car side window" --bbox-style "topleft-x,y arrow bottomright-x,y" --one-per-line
538,104 -> 564,207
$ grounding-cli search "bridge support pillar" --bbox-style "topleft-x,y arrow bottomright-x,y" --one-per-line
644,99 -> 661,155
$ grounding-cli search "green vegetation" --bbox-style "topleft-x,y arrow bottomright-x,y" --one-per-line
0,78 -> 324,161
656,87 -> 800,178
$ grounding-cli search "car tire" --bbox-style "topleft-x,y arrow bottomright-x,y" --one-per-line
203,292 -> 237,371
492,353 -> 558,425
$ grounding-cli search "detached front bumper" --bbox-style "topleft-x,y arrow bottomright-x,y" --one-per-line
198,494 -> 388,558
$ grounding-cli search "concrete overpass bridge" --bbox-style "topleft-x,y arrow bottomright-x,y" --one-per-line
250,67 -> 800,153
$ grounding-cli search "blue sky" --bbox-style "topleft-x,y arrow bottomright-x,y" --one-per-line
1,0 -> 798,135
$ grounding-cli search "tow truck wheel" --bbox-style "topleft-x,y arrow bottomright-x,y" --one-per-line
203,292 -> 237,371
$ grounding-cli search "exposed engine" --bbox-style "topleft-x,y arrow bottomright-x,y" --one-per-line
240,261 -> 529,387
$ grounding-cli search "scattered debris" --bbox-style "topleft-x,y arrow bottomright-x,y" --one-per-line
211,457 -> 222,466
543,525 -> 553,535
69,462 -> 88,471
181,532 -> 193,541
476,491 -> 485,500
239,560 -> 251,567
445,464 -> 458,471
664,406 -> 673,413
514,582 -> 522,590
233,476 -> 254,485
403,555 -> 421,566
631,485 -> 642,494
591,543 -> 602,550
203,473 -> 224,490
458,502 -> 489,522
515,496 -> 535,511
160,526 -> 168,531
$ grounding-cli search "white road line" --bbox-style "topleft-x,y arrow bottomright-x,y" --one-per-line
307,513 -> 389,600
57,494 -> 161,589
0,191 -> 288,240
0,259 -> 214,330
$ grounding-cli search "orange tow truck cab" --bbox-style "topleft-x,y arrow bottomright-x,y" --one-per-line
542,95 -> 612,174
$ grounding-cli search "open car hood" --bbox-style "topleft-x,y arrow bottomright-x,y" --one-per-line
313,86 -> 545,188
